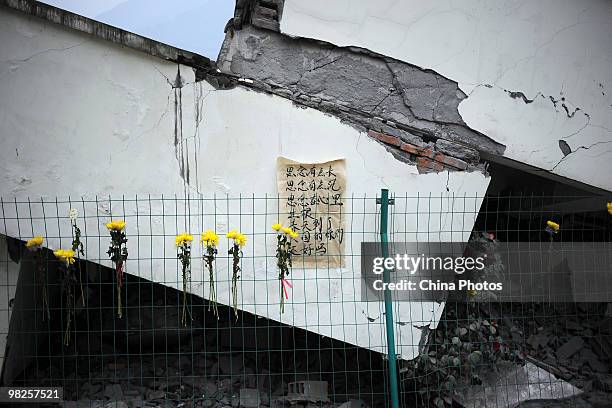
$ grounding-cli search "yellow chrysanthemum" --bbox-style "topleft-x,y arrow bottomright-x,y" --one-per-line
272,223 -> 282,231
234,233 -> 247,247
175,233 -> 193,246
54,249 -> 76,265
280,226 -> 299,239
546,221 -> 560,231
227,230 -> 247,247
607,202 -> 612,215
106,220 -> 126,231
26,236 -> 44,249
467,289 -> 477,297
200,230 -> 219,247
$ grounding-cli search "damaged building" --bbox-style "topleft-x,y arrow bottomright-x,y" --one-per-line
0,0 -> 611,407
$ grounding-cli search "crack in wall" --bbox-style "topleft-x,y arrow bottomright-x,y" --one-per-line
217,25 -> 505,163
502,87 -> 591,121
466,83 -> 608,153
0,40 -> 87,65
550,140 -> 612,172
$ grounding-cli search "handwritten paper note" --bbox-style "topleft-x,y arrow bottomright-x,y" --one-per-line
276,157 -> 346,268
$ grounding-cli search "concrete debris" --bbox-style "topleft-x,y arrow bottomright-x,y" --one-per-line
240,388 -> 261,407
336,400 -> 369,408
286,380 -> 329,403
456,361 -> 582,408
595,377 -> 612,393
556,337 -> 585,361
482,304 -> 612,407
104,384 -> 124,401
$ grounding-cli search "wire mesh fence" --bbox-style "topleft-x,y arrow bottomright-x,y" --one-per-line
0,193 -> 610,407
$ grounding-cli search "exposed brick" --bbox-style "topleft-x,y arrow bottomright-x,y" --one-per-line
416,157 -> 444,173
367,130 -> 402,147
433,153 -> 468,170
399,142 -> 435,159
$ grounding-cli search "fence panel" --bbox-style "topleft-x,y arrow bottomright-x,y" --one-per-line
0,193 -> 610,407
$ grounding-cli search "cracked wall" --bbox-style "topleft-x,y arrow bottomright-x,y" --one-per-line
280,0 -> 612,191
0,4 -> 492,359
218,24 -> 505,172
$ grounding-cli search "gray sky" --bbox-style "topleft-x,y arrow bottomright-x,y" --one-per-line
41,0 -> 235,59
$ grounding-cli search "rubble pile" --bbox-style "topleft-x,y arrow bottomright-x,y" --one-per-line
495,303 -> 612,407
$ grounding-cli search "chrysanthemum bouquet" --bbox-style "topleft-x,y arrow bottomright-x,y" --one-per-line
176,233 -> 193,326
69,209 -> 85,307
201,230 -> 219,318
54,248 -> 76,345
227,230 -> 247,320
272,223 -> 298,314
106,220 -> 128,318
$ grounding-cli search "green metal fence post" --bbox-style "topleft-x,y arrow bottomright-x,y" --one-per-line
379,188 -> 400,408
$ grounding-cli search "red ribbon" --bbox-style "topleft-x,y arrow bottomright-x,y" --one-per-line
281,278 -> 293,300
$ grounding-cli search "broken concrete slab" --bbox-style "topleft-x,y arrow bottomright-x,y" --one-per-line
557,337 -> 585,361
455,361 -> 582,408
595,376 -> 612,393
103,383 -> 124,401
435,139 -> 480,163
218,25 -> 505,158
386,61 -> 466,124
240,388 -> 261,407
514,397 -> 592,407
580,348 -> 608,373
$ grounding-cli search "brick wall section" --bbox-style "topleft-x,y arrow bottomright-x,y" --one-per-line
368,130 -> 402,147
367,130 -> 474,173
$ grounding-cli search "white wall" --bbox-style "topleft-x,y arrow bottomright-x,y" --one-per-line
281,0 -> 612,192
0,8 -> 490,359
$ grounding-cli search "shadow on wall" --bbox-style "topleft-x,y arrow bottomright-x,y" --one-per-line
1,242 -> 389,405
0,236 -> 20,382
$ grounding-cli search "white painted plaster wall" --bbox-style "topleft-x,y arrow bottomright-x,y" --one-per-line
281,0 -> 612,192
0,8 -> 490,359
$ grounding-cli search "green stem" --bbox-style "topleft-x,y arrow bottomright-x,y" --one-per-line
116,269 -> 122,318
280,278 -> 284,314
232,271 -> 238,321
208,261 -> 218,318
